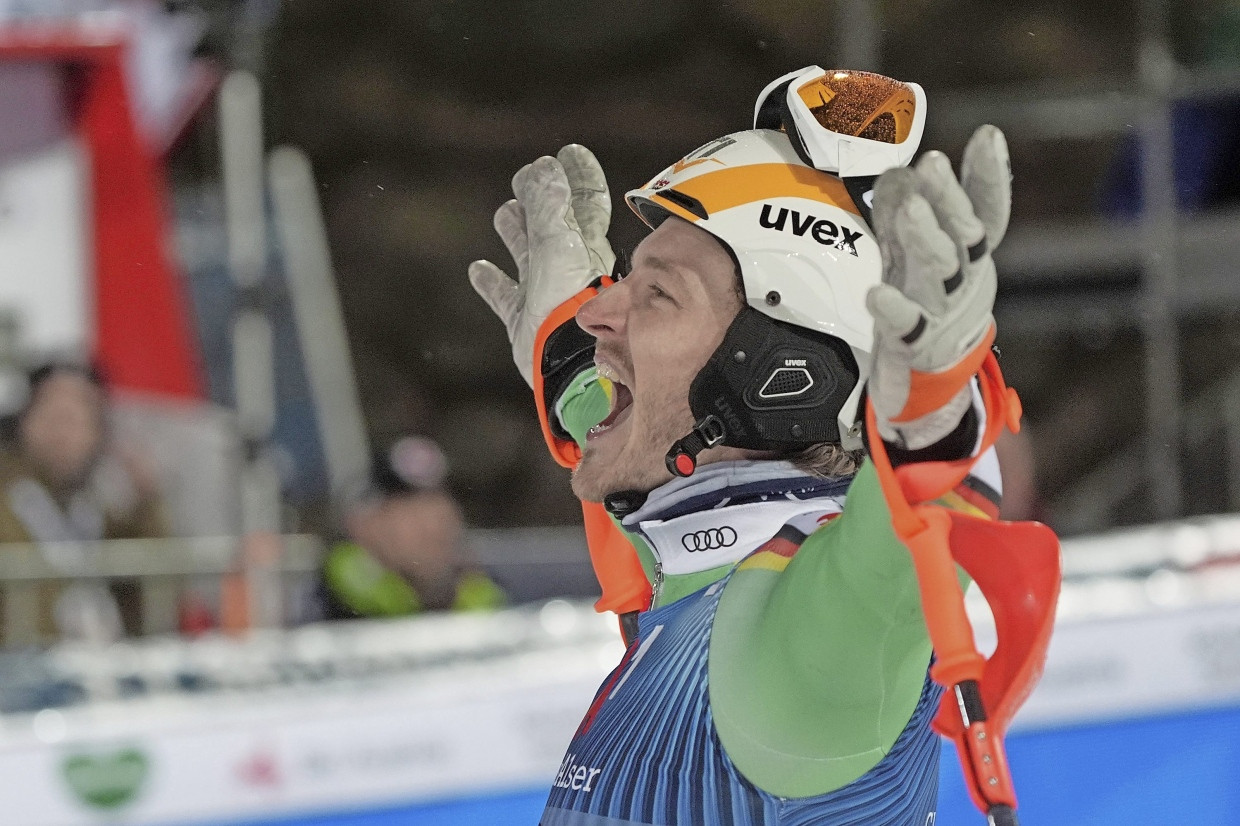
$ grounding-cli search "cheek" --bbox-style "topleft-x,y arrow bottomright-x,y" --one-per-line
633,324 -> 723,404
632,344 -> 694,411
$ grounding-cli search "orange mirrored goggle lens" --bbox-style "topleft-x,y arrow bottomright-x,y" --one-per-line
795,70 -> 918,145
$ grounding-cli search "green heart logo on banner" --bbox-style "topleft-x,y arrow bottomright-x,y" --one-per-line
61,748 -> 149,810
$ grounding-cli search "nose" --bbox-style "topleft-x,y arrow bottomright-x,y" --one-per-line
576,279 -> 628,340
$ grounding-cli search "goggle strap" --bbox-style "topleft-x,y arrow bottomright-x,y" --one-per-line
757,78 -> 882,220
755,78 -> 821,171
841,174 -> 878,230
781,95 -> 818,171
754,79 -> 793,131
756,71 -> 904,229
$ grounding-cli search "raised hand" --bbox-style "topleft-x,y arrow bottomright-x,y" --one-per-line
866,125 -> 1010,451
468,145 -> 615,387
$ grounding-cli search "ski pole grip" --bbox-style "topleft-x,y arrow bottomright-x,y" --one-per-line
988,803 -> 1019,826
902,507 -> 986,687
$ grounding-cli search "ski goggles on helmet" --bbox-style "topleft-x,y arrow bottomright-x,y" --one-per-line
754,67 -> 926,179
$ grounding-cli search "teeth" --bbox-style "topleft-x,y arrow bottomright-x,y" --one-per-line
595,360 -> 622,383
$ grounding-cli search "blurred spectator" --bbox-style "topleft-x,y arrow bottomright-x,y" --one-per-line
319,436 -> 504,619
0,363 -> 168,644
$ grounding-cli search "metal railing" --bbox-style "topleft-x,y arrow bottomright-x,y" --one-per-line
0,534 -> 325,646
828,0 -> 1240,532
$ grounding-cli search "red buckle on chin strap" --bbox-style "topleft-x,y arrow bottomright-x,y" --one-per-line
670,452 -> 696,477
866,354 -> 1061,823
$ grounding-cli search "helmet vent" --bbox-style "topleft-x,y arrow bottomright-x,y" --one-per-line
653,188 -> 709,220
759,367 -> 814,399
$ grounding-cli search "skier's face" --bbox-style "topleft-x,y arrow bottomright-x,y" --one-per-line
571,217 -> 746,502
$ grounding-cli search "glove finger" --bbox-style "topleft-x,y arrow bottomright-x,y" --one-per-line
513,155 -> 573,239
511,155 -> 596,317
510,161 -> 532,200
871,166 -> 920,290
961,124 -> 1011,248
914,151 -> 987,267
515,155 -> 596,316
468,260 -> 521,329
558,145 -> 611,228
866,283 -> 927,343
871,166 -> 920,247
493,199 -> 530,280
894,194 -> 958,314
558,144 -> 616,274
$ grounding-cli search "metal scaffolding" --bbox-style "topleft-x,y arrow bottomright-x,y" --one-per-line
834,0 -> 1240,533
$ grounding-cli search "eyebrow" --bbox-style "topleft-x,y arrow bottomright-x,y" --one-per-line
633,253 -> 688,282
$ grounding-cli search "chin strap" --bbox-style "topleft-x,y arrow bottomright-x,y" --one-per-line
665,415 -> 727,477
866,353 -> 1061,826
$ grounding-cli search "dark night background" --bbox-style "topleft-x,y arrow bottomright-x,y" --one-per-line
176,0 -> 1240,531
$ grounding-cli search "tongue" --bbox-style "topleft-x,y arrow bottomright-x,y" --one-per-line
598,383 -> 633,428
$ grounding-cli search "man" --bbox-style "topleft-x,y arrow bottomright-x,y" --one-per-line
471,67 -> 1013,824
320,435 -> 504,618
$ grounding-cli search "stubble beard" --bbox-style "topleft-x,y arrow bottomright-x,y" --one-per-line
570,410 -> 690,504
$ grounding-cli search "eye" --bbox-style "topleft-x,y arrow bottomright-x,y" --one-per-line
650,283 -> 672,301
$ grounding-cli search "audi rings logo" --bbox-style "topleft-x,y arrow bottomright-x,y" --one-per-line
681,527 -> 738,552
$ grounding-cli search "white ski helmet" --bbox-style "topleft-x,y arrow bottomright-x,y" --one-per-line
624,68 -> 926,469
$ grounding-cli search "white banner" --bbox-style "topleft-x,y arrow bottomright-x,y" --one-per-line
1018,600 -> 1240,729
0,655 -> 612,825
6,578 -> 1240,824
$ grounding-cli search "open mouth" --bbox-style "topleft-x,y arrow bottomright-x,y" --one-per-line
587,379 -> 634,441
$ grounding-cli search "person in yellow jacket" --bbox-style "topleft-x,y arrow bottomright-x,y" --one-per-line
321,436 -> 503,619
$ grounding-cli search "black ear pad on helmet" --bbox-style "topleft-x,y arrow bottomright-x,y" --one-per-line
687,307 -> 859,451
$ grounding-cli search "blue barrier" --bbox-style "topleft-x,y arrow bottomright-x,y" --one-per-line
222,703 -> 1240,826
939,703 -> 1240,825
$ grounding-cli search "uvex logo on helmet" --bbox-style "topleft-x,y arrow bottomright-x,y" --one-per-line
681,527 -> 738,552
757,203 -> 864,257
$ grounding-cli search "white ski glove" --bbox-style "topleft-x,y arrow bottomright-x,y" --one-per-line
866,124 -> 1011,450
469,145 -> 616,387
